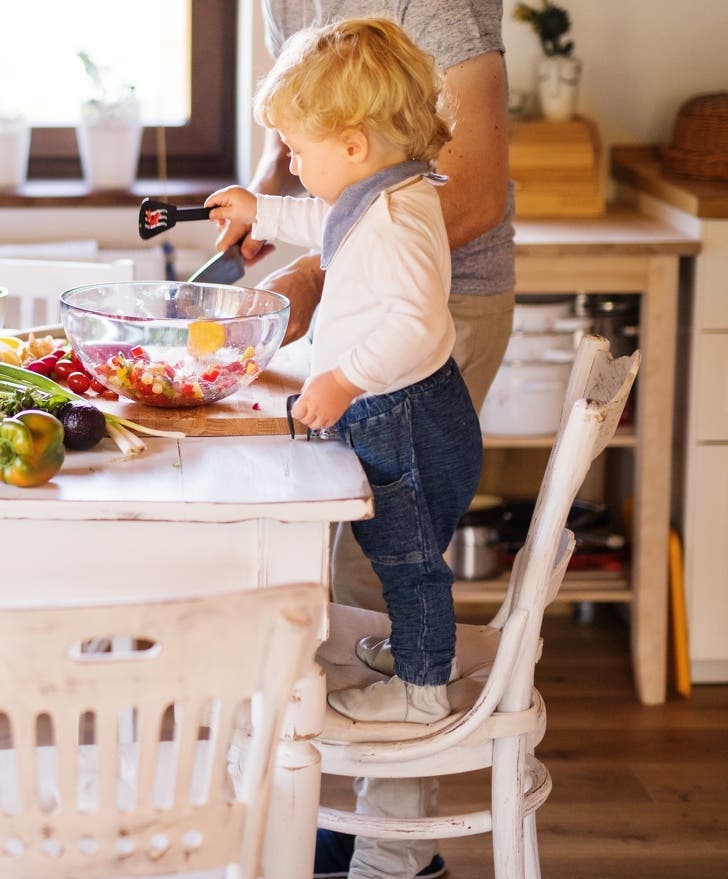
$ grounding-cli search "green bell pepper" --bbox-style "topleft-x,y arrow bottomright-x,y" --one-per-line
0,409 -> 65,488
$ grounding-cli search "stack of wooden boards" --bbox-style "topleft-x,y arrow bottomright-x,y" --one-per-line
509,116 -> 606,217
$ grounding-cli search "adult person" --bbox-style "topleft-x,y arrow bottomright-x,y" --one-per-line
213,4 -> 515,877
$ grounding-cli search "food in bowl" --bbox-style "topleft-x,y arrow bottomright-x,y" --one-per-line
60,282 -> 289,407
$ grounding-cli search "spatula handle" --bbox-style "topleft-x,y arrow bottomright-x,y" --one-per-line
175,206 -> 212,222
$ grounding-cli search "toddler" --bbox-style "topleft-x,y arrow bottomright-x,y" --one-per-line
205,17 -> 483,723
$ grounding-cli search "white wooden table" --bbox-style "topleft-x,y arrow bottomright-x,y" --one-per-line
0,434 -> 372,879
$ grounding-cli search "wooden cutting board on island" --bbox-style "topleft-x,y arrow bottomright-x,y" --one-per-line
96,337 -> 311,437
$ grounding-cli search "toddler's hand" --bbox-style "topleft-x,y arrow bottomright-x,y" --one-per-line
292,369 -> 362,430
204,185 -> 258,251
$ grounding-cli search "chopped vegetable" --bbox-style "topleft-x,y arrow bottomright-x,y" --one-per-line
0,409 -> 65,487
93,347 -> 258,407
0,364 -> 184,457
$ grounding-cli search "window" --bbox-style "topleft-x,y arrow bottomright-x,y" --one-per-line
4,0 -> 236,179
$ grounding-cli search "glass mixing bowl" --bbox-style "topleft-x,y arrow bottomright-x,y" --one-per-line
60,282 -> 290,407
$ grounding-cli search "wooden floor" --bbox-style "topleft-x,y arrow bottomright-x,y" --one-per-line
320,605 -> 728,879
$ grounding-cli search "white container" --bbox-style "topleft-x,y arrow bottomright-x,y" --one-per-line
0,286 -> 7,328
480,352 -> 574,436
0,118 -> 30,189
513,297 -> 573,332
504,330 -> 575,362
76,98 -> 142,190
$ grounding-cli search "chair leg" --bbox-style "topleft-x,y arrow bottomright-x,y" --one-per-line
524,812 -> 542,879
492,737 -> 527,879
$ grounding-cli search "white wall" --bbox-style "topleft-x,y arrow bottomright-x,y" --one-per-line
502,0 -> 728,151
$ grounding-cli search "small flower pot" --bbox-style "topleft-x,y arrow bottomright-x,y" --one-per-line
76,98 -> 142,190
0,117 -> 30,189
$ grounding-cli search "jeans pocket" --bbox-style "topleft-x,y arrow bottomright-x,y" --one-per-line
352,471 -> 425,566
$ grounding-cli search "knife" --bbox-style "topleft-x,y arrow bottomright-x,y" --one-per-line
187,243 -> 247,285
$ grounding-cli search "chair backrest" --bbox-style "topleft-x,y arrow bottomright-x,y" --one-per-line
346,335 -> 641,766
0,257 -> 135,329
0,582 -> 325,879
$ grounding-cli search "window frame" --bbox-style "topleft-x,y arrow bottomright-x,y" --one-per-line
27,0 -> 237,180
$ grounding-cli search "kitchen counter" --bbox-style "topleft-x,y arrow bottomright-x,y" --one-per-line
613,160 -> 728,685
500,205 -> 699,705
611,145 -> 728,219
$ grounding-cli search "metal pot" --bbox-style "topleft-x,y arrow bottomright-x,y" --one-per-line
448,500 -> 505,580
574,294 -> 640,359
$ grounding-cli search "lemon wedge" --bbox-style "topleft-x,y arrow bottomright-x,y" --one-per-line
0,335 -> 21,349
187,321 -> 226,357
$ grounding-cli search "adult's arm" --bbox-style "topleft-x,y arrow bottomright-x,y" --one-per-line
437,50 -> 510,250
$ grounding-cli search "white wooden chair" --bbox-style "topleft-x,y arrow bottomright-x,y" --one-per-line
314,335 -> 641,879
0,582 -> 325,879
0,256 -> 134,329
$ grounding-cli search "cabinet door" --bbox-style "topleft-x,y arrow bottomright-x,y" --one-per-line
694,220 -> 728,329
684,445 -> 728,680
692,333 -> 728,442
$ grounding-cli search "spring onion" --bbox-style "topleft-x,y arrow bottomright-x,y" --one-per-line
0,363 -> 185,457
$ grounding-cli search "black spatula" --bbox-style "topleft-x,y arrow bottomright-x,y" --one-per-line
138,197 -> 211,239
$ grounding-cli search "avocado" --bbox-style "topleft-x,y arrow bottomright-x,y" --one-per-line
57,401 -> 107,450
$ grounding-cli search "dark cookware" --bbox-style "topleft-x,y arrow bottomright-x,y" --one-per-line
496,497 -> 627,569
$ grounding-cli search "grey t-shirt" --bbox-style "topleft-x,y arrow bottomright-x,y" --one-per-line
261,0 -> 516,296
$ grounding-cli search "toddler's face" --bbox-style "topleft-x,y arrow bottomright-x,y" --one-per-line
279,124 -> 357,205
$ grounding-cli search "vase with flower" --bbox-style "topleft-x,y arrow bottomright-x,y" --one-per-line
514,1 -> 581,123
0,112 -> 30,190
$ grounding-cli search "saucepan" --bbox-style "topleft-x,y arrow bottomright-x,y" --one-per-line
447,496 -> 505,580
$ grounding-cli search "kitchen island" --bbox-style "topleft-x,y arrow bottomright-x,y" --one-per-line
0,429 -> 373,878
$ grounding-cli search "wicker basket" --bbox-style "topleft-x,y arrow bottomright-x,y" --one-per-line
661,92 -> 728,181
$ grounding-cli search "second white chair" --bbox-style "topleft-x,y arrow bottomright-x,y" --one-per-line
0,582 -> 325,879
0,256 -> 134,329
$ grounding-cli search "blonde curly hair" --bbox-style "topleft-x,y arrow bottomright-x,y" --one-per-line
254,17 -> 452,164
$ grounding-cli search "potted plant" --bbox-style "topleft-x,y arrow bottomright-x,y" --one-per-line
75,51 -> 142,190
0,111 -> 30,190
513,1 -> 581,123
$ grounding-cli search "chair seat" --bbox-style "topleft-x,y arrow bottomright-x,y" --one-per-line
317,604 -> 501,744
316,604 -> 547,778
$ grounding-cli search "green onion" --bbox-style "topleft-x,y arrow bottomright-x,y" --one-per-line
0,364 -> 185,457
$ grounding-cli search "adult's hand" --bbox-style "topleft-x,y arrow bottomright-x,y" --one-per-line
213,214 -> 275,265
258,252 -> 325,345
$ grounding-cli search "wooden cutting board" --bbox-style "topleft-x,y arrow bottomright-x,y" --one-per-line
95,338 -> 311,437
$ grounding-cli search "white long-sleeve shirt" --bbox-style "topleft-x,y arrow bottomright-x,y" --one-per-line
252,170 -> 455,396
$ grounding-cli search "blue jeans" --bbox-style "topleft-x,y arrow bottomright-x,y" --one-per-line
333,358 -> 483,686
